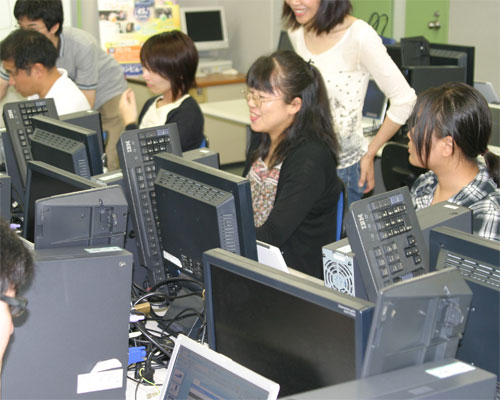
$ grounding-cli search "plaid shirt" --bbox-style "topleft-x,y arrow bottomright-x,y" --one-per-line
411,164 -> 500,242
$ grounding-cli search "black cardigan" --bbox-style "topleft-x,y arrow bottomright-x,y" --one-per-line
125,95 -> 204,151
244,133 -> 342,279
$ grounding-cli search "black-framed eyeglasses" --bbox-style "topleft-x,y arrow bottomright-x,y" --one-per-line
1,294 -> 27,318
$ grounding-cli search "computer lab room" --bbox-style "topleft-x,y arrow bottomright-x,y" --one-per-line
0,0 -> 499,399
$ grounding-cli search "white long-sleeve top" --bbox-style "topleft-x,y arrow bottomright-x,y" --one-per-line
288,19 -> 417,169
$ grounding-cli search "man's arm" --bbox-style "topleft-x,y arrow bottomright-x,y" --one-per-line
81,89 -> 96,109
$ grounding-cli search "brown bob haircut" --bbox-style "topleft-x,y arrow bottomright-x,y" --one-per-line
140,30 -> 198,100
282,0 -> 352,34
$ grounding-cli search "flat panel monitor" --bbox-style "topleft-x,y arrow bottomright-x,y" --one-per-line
32,115 -> 103,176
23,160 -> 104,243
203,248 -> 375,397
155,169 -> 239,281
429,43 -> 475,87
30,128 -> 91,179
34,185 -> 128,250
154,152 -> 257,263
361,267 -> 472,378
428,226 -> 500,386
180,7 -> 229,51
60,109 -> 105,157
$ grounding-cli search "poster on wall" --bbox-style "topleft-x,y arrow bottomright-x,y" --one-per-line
98,0 -> 180,76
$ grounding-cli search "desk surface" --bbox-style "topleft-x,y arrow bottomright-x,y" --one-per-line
127,73 -> 246,88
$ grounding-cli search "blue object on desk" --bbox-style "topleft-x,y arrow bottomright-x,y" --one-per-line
129,346 -> 147,365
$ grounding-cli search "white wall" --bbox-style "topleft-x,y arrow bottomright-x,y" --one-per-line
448,0 -> 500,94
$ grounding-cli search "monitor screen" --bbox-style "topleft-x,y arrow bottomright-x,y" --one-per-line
362,79 -> 387,120
23,160 -> 104,242
361,267 -> 472,378
154,152 -> 257,262
180,7 -> 229,51
203,248 -> 375,397
32,115 -> 103,176
34,185 -> 128,250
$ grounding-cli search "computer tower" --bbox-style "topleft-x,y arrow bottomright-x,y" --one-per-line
182,147 -> 220,169
0,173 -> 10,221
2,247 -> 133,399
322,238 -> 368,300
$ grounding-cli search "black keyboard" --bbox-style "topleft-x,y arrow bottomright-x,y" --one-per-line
117,125 -> 182,287
2,99 -> 58,185
345,187 -> 428,301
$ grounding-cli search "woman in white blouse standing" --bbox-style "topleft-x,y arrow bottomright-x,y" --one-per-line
283,0 -> 416,206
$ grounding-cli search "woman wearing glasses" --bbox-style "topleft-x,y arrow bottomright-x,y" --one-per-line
119,30 -> 205,151
243,50 -> 342,279
283,0 -> 416,206
0,218 -> 33,380
409,82 -> 500,242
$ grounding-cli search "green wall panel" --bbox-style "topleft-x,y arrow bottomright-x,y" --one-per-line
352,0 -> 394,38
405,0 -> 450,43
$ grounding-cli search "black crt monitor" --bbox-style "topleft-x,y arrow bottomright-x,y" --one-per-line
23,161 -> 105,243
428,226 -> 500,387
180,7 -> 229,52
203,248 -> 375,397
33,185 -> 128,250
429,43 -> 475,86
361,267 -> 472,378
31,115 -> 103,176
154,153 -> 257,281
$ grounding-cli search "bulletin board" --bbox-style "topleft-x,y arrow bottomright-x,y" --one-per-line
97,0 -> 180,76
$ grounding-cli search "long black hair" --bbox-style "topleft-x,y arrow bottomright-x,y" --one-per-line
246,50 -> 339,168
408,81 -> 499,185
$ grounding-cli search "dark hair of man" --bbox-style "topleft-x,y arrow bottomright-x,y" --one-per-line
14,0 -> 64,36
408,81 -> 499,185
0,218 -> 34,295
140,30 -> 198,101
0,29 -> 58,71
282,0 -> 352,34
246,50 -> 339,168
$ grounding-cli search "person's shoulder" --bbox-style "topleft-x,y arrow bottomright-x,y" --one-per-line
62,27 -> 98,47
288,139 -> 335,164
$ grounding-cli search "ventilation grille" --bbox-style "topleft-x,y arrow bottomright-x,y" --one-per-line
32,129 -> 82,152
219,212 -> 239,254
442,251 -> 500,289
323,258 -> 355,296
156,170 -> 229,205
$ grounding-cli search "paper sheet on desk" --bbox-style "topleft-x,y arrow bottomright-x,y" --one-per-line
257,240 -> 289,273
77,358 -> 123,394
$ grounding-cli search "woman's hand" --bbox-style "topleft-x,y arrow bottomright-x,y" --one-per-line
359,152 -> 375,193
119,88 -> 138,126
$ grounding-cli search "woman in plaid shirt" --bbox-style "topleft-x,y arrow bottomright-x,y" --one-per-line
408,82 -> 500,242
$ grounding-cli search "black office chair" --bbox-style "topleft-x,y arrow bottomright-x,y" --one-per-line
381,142 -> 427,191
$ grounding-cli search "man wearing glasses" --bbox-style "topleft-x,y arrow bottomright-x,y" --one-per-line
0,218 -> 33,387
